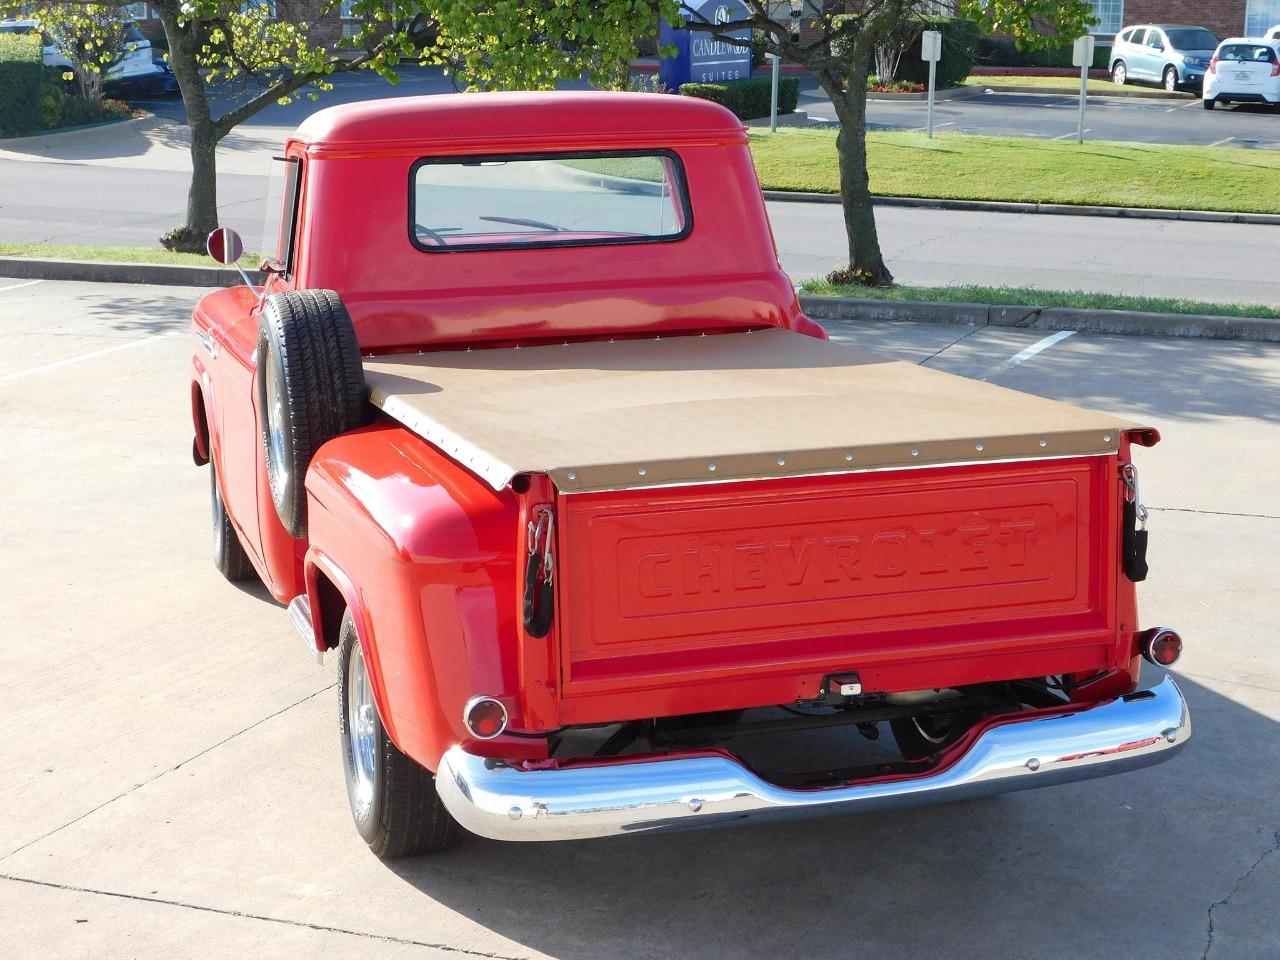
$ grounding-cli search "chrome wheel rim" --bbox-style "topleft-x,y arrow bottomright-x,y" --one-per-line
1165,70 -> 1176,91
346,642 -> 378,816
1114,65 -> 1125,84
210,468 -> 223,558
264,346 -> 288,489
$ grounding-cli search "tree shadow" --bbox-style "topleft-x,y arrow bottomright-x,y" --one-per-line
382,670 -> 1278,960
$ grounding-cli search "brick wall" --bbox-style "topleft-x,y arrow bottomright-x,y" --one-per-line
1122,1 -> 1247,41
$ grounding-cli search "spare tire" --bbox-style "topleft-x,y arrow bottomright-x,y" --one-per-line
256,290 -> 367,538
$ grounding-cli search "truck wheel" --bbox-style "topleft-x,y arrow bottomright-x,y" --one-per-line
256,290 -> 367,539
211,461 -> 255,582
890,710 -> 978,761
337,611 -> 459,859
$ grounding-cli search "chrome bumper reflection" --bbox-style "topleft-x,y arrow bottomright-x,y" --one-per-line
436,676 -> 1189,843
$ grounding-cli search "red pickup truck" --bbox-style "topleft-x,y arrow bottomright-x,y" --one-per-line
191,91 -> 1188,858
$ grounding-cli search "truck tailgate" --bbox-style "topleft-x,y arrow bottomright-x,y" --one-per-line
556,457 -> 1123,710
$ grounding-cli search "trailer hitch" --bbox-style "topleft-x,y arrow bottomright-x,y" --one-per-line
523,506 -> 555,638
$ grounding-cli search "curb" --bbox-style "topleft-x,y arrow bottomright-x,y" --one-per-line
763,192 -> 1280,226
967,84 -> 1191,100
866,86 -> 981,103
0,114 -> 149,146
0,257 -> 261,287
800,295 -> 1280,343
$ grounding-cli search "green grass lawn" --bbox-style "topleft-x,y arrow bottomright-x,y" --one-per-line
801,281 -> 1280,320
962,75 -> 1130,94
748,128 -> 1280,214
0,241 -> 244,266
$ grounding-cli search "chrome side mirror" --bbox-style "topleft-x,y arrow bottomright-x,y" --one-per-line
207,226 -> 256,294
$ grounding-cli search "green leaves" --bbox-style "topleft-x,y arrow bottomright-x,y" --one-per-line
956,0 -> 1096,51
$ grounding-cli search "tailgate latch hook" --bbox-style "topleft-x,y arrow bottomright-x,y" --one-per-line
524,506 -> 555,638
1120,462 -> 1149,582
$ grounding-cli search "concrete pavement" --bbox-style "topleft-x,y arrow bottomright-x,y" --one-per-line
1,277 -> 1278,959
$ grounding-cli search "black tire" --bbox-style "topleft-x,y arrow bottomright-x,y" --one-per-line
1203,98 -> 1216,110
211,460 -> 256,582
1111,61 -> 1126,86
256,290 -> 367,539
890,709 -> 979,761
1163,66 -> 1179,93
337,611 -> 459,859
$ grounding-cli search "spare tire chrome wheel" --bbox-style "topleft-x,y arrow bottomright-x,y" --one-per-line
337,611 -> 459,859
256,290 -> 367,538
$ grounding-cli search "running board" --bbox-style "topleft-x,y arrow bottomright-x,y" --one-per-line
287,594 -> 324,665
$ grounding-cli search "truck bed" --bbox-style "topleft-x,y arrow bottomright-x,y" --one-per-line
362,328 -> 1143,494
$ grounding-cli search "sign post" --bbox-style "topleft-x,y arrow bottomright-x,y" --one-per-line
921,30 -> 942,138
1073,35 -> 1095,143
769,52 -> 781,132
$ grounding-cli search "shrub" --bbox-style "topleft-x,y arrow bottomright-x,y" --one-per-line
0,33 -> 45,137
680,75 -> 800,120
894,16 -> 979,87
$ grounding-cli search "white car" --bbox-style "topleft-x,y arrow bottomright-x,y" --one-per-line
0,18 -> 172,93
1203,38 -> 1280,109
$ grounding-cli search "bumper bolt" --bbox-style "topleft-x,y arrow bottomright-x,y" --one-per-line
1162,728 -> 1178,744
509,806 -> 523,821
688,798 -> 703,812
1026,757 -> 1041,771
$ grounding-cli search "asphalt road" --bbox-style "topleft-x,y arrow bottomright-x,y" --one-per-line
3,144 -> 1280,304
2,276 -> 1278,959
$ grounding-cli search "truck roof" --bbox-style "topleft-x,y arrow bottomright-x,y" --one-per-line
293,91 -> 746,154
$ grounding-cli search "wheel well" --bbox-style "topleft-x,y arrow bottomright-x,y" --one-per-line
313,569 -> 348,652
191,381 -> 210,464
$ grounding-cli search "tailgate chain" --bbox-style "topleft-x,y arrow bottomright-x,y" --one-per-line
1120,462 -> 1149,583
523,506 -> 555,638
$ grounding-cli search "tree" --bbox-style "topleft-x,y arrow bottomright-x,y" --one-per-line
32,3 -> 136,102
678,1 -> 1096,285
31,1 -> 674,251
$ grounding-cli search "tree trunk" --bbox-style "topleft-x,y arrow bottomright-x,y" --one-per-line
820,61 -> 892,287
155,2 -> 220,252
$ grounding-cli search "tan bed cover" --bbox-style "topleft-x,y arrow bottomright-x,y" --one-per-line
362,328 -> 1145,493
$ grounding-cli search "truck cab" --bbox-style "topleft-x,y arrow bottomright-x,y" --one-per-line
191,91 -> 1188,857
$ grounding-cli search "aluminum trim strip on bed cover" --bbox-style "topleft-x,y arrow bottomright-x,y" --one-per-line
362,328 -> 1146,493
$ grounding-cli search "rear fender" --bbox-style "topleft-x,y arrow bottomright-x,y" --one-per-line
303,421 -> 548,771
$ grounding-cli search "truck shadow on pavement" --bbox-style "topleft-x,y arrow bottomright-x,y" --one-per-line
385,671 -> 1279,960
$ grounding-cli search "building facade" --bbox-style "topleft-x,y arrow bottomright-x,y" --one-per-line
1087,0 -> 1280,39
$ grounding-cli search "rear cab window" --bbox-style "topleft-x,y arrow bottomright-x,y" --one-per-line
409,152 -> 691,253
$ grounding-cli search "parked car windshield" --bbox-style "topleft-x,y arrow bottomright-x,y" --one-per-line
1165,29 -> 1219,50
411,152 -> 690,252
1217,43 -> 1277,62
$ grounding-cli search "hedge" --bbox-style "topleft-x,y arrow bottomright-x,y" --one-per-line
978,35 -> 1112,70
832,14 -> 977,88
0,33 -> 45,138
680,75 -> 800,120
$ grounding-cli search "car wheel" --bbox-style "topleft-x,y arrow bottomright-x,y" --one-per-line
338,611 -> 459,859
1203,97 -> 1216,110
256,290 -> 367,539
211,460 -> 256,582
1112,61 -> 1127,85
1164,66 -> 1179,92
890,709 -> 980,761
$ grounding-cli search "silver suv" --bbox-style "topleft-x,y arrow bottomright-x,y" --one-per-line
1110,24 -> 1220,93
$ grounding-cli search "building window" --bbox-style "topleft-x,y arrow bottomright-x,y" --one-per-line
1087,0 -> 1124,35
123,2 -> 148,19
1246,0 -> 1280,34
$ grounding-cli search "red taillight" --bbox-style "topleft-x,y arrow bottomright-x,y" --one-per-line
1271,61 -> 1280,77
463,696 -> 508,740
1141,628 -> 1183,667
1208,55 -> 1218,74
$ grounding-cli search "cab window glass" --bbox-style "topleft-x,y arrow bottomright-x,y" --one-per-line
261,157 -> 302,273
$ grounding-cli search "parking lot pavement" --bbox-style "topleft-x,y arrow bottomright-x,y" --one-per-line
2,279 -> 1278,960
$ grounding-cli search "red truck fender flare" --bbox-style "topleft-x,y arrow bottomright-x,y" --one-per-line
303,549 -> 399,747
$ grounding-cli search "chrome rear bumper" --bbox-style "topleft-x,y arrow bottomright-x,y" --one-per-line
436,676 -> 1189,842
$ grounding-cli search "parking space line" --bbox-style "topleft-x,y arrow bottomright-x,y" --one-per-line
0,332 -> 180,385
979,330 -> 1076,381
0,279 -> 43,294
1209,136 -> 1236,147
1048,129 -> 1090,140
